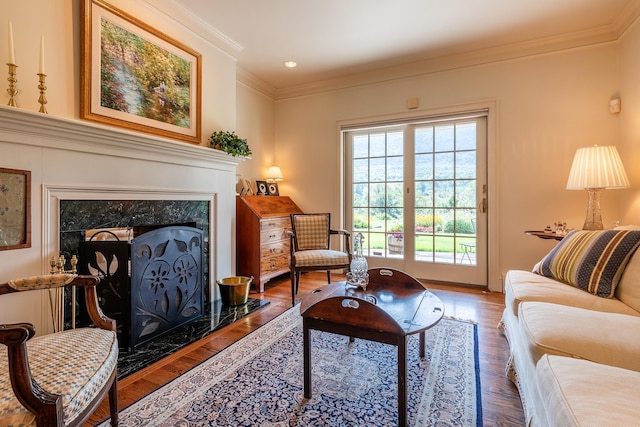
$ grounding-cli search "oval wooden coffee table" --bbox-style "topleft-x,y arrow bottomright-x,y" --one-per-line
300,269 -> 445,427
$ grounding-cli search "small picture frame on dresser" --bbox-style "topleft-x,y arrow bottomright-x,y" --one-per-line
267,182 -> 279,196
256,180 -> 268,195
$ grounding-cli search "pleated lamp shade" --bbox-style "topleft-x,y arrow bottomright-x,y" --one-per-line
566,145 -> 629,230
566,145 -> 629,190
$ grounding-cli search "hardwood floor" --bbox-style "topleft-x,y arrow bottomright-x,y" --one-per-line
88,272 -> 525,426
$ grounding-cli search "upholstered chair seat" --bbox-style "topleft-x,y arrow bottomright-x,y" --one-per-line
0,274 -> 119,426
0,327 -> 118,425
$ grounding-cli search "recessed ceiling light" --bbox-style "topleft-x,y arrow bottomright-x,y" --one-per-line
284,60 -> 297,68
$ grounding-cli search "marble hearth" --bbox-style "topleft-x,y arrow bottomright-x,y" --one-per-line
118,297 -> 268,379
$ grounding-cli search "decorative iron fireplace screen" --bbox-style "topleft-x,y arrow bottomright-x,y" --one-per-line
131,226 -> 204,348
80,225 -> 204,350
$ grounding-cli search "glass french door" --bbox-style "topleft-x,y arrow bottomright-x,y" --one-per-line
344,113 -> 487,286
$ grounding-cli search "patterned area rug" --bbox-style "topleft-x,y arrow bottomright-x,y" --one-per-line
104,306 -> 481,426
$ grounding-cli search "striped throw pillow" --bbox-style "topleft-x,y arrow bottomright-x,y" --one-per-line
535,230 -> 640,298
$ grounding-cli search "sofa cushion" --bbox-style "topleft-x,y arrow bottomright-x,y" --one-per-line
519,301 -> 640,372
535,229 -> 640,298
504,270 -> 640,318
616,246 -> 640,313
536,355 -> 640,427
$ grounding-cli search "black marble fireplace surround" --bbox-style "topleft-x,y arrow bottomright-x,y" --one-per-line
59,199 -> 269,378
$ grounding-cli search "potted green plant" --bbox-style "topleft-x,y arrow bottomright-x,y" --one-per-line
209,131 -> 252,157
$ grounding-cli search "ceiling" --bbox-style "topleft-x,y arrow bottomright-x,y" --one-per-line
164,0 -> 640,95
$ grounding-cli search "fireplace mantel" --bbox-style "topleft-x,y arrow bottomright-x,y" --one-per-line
0,105 -> 244,168
0,105 -> 243,334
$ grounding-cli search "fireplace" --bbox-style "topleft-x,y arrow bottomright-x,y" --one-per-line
59,199 -> 210,350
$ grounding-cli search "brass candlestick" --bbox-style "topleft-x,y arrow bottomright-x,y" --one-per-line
6,63 -> 18,107
37,73 -> 47,113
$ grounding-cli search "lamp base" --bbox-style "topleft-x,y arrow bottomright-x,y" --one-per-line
582,188 -> 604,230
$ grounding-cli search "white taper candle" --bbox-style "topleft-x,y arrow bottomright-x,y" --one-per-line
8,21 -> 16,64
39,35 -> 45,74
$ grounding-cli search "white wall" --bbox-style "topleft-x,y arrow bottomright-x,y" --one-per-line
619,17 -> 640,223
236,82 -> 276,183
275,43 -> 622,291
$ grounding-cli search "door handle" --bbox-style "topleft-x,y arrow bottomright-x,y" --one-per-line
479,198 -> 487,213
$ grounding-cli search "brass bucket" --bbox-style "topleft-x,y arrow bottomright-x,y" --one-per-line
217,276 -> 253,306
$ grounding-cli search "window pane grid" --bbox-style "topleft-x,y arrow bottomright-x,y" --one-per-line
351,130 -> 404,258
414,122 -> 477,264
347,115 -> 482,266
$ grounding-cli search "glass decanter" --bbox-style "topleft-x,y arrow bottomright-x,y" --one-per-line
348,232 -> 369,289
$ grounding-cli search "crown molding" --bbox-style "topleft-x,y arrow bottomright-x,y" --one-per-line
141,0 -> 243,57
272,4 -> 640,100
272,29 -> 621,100
612,0 -> 640,37
236,68 -> 276,99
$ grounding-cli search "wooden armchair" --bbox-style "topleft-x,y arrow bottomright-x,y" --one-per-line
289,213 -> 351,306
0,274 -> 118,426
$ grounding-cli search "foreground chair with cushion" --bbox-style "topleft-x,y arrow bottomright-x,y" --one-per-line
0,274 -> 118,426
289,213 -> 351,306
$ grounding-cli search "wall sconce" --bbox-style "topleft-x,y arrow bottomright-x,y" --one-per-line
566,145 -> 629,230
266,166 -> 283,183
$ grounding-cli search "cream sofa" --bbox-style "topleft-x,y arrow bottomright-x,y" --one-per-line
500,229 -> 640,427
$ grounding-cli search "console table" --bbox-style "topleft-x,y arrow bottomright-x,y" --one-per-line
524,230 -> 564,241
236,195 -> 303,292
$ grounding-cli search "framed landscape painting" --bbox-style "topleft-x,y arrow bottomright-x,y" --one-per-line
0,168 -> 31,251
81,0 -> 202,144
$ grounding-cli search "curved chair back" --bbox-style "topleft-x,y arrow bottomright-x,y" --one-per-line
291,213 -> 331,250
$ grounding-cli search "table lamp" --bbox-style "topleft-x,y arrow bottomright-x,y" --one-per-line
266,166 -> 283,182
566,145 -> 629,230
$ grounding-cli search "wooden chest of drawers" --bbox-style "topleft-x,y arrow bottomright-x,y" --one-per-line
236,196 -> 303,292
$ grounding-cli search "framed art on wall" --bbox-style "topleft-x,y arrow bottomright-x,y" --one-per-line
81,0 -> 202,144
0,168 -> 31,251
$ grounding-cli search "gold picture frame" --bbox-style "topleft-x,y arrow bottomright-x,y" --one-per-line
0,168 -> 31,251
81,0 -> 202,144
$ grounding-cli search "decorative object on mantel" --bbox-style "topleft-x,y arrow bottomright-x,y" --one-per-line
37,72 -> 47,113
6,63 -> 18,107
566,145 -> 629,230
6,21 -> 18,107
209,130 -> 252,157
81,0 -> 202,144
37,35 -> 47,113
